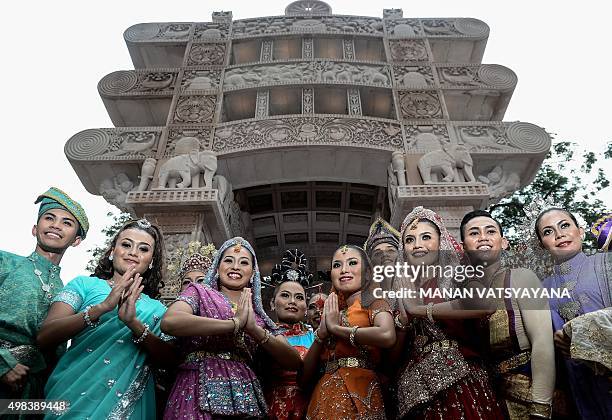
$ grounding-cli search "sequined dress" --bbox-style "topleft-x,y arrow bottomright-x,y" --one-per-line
306,298 -> 389,420
395,278 -> 504,420
164,283 -> 270,419
264,322 -> 314,420
44,276 -> 168,419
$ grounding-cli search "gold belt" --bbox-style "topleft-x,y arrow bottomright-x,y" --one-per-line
496,351 -> 531,374
185,350 -> 247,363
326,357 -> 373,373
419,339 -> 457,354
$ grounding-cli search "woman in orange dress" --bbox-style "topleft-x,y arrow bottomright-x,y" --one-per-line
301,245 -> 396,419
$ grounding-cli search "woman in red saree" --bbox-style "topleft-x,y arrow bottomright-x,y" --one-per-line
301,245 -> 396,419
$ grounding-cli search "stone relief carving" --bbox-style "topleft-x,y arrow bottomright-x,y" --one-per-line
164,233 -> 193,267
99,71 -> 178,96
285,0 -> 332,15
212,117 -> 403,153
302,88 -> 314,113
302,38 -> 313,58
193,22 -> 230,40
256,90 -> 269,118
166,129 -> 212,155
393,65 -> 434,87
386,19 -> 423,37
136,158 -> 157,191
388,40 -> 428,62
383,9 -> 403,19
387,162 -> 399,209
457,126 -> 514,152
157,151 -> 218,189
66,129 -> 161,161
422,19 -> 461,36
404,125 -> 450,150
124,23 -> 192,42
347,88 -> 362,115
212,11 -> 232,23
391,151 -> 407,186
399,91 -> 444,119
231,16 -> 383,37
342,39 -> 355,60
186,43 -> 226,66
418,142 -> 476,184
100,173 -> 136,214
261,40 -> 273,61
437,65 -> 517,89
173,95 -> 216,124
478,166 -> 520,200
223,61 -> 390,89
182,70 -> 221,91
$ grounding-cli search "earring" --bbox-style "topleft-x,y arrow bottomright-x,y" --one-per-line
109,255 -> 114,261
148,262 -> 153,269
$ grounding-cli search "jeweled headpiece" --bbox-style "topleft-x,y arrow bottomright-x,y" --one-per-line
364,217 -> 400,256
340,245 -> 349,254
591,213 -> 612,252
136,218 -> 152,229
270,249 -> 313,287
167,241 -> 217,294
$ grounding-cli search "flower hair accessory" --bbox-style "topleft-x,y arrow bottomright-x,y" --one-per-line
340,245 -> 349,254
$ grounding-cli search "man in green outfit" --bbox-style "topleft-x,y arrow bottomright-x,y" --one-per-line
0,187 -> 88,402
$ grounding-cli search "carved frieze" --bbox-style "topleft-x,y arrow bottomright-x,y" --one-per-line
181,69 -> 222,91
172,95 -> 217,124
302,38 -> 313,58
454,122 -> 550,154
223,61 -> 391,90
422,19 -> 461,36
285,1 -> 332,15
385,19 -> 423,37
99,173 -> 136,214
398,91 -> 444,120
165,127 -> 213,156
256,90 -> 270,118
342,39 -> 355,60
99,70 -> 178,96
212,117 -> 403,153
124,23 -> 192,42
231,16 -> 383,37
347,88 -> 362,115
65,128 -> 161,161
193,22 -> 230,40
388,39 -> 429,62
404,124 -> 450,150
393,65 -> 434,87
212,11 -> 233,23
261,40 -> 274,62
478,165 -> 520,200
302,88 -> 314,114
186,43 -> 226,66
437,64 -> 517,89
383,9 -> 403,19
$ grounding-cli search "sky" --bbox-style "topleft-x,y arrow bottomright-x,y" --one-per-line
1,0 -> 610,282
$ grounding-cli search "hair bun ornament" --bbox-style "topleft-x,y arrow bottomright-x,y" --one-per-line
591,213 -> 612,252
270,249 -> 313,287
166,241 -> 217,294
136,218 -> 152,229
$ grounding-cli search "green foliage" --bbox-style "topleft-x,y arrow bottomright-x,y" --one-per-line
86,212 -> 132,272
491,141 -> 611,250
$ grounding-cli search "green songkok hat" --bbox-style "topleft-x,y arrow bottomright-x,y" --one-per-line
35,187 -> 89,239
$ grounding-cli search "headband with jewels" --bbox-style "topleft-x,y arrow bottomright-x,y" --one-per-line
166,241 -> 217,293
364,217 -> 400,256
591,213 -> 612,252
270,249 -> 313,287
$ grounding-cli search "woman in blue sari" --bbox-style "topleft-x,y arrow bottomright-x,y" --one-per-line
535,208 -> 611,419
37,219 -> 176,419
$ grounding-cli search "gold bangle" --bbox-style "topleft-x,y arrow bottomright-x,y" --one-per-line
529,401 -> 552,419
394,313 -> 409,330
426,302 -> 435,323
258,329 -> 271,345
349,326 -> 360,347
231,317 -> 240,335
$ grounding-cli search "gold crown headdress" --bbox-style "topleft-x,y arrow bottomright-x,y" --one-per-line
166,241 -> 217,294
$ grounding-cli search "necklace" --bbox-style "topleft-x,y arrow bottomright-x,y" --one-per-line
29,258 -> 54,299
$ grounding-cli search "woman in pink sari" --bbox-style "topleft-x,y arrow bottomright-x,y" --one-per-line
161,237 -> 301,419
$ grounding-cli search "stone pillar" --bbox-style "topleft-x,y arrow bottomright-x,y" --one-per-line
302,88 -> 314,114
255,90 -> 270,118
347,88 -> 362,116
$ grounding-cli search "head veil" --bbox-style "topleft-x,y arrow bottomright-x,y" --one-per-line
203,236 -> 277,330
398,206 -> 463,294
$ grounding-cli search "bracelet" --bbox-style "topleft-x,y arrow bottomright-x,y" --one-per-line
426,302 -> 435,323
230,317 -> 240,335
258,329 -> 271,345
529,401 -> 552,419
349,326 -> 360,347
133,323 -> 150,344
82,305 -> 100,328
394,313 -> 409,330
314,329 -> 326,344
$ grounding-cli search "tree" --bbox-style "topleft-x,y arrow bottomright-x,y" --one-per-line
86,211 -> 132,272
491,140 -> 611,250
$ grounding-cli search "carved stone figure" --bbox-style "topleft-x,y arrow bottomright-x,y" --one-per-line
100,173 -> 135,213
478,166 -> 520,200
391,151 -> 407,186
136,158 -> 157,191
158,151 -> 218,189
418,143 -> 476,184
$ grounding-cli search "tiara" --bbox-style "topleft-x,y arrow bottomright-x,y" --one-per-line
136,218 -> 152,229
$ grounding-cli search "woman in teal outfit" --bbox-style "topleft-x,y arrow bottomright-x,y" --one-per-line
37,219 -> 176,419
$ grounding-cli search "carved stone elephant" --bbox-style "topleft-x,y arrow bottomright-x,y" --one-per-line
418,144 -> 476,184
158,150 -> 218,189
